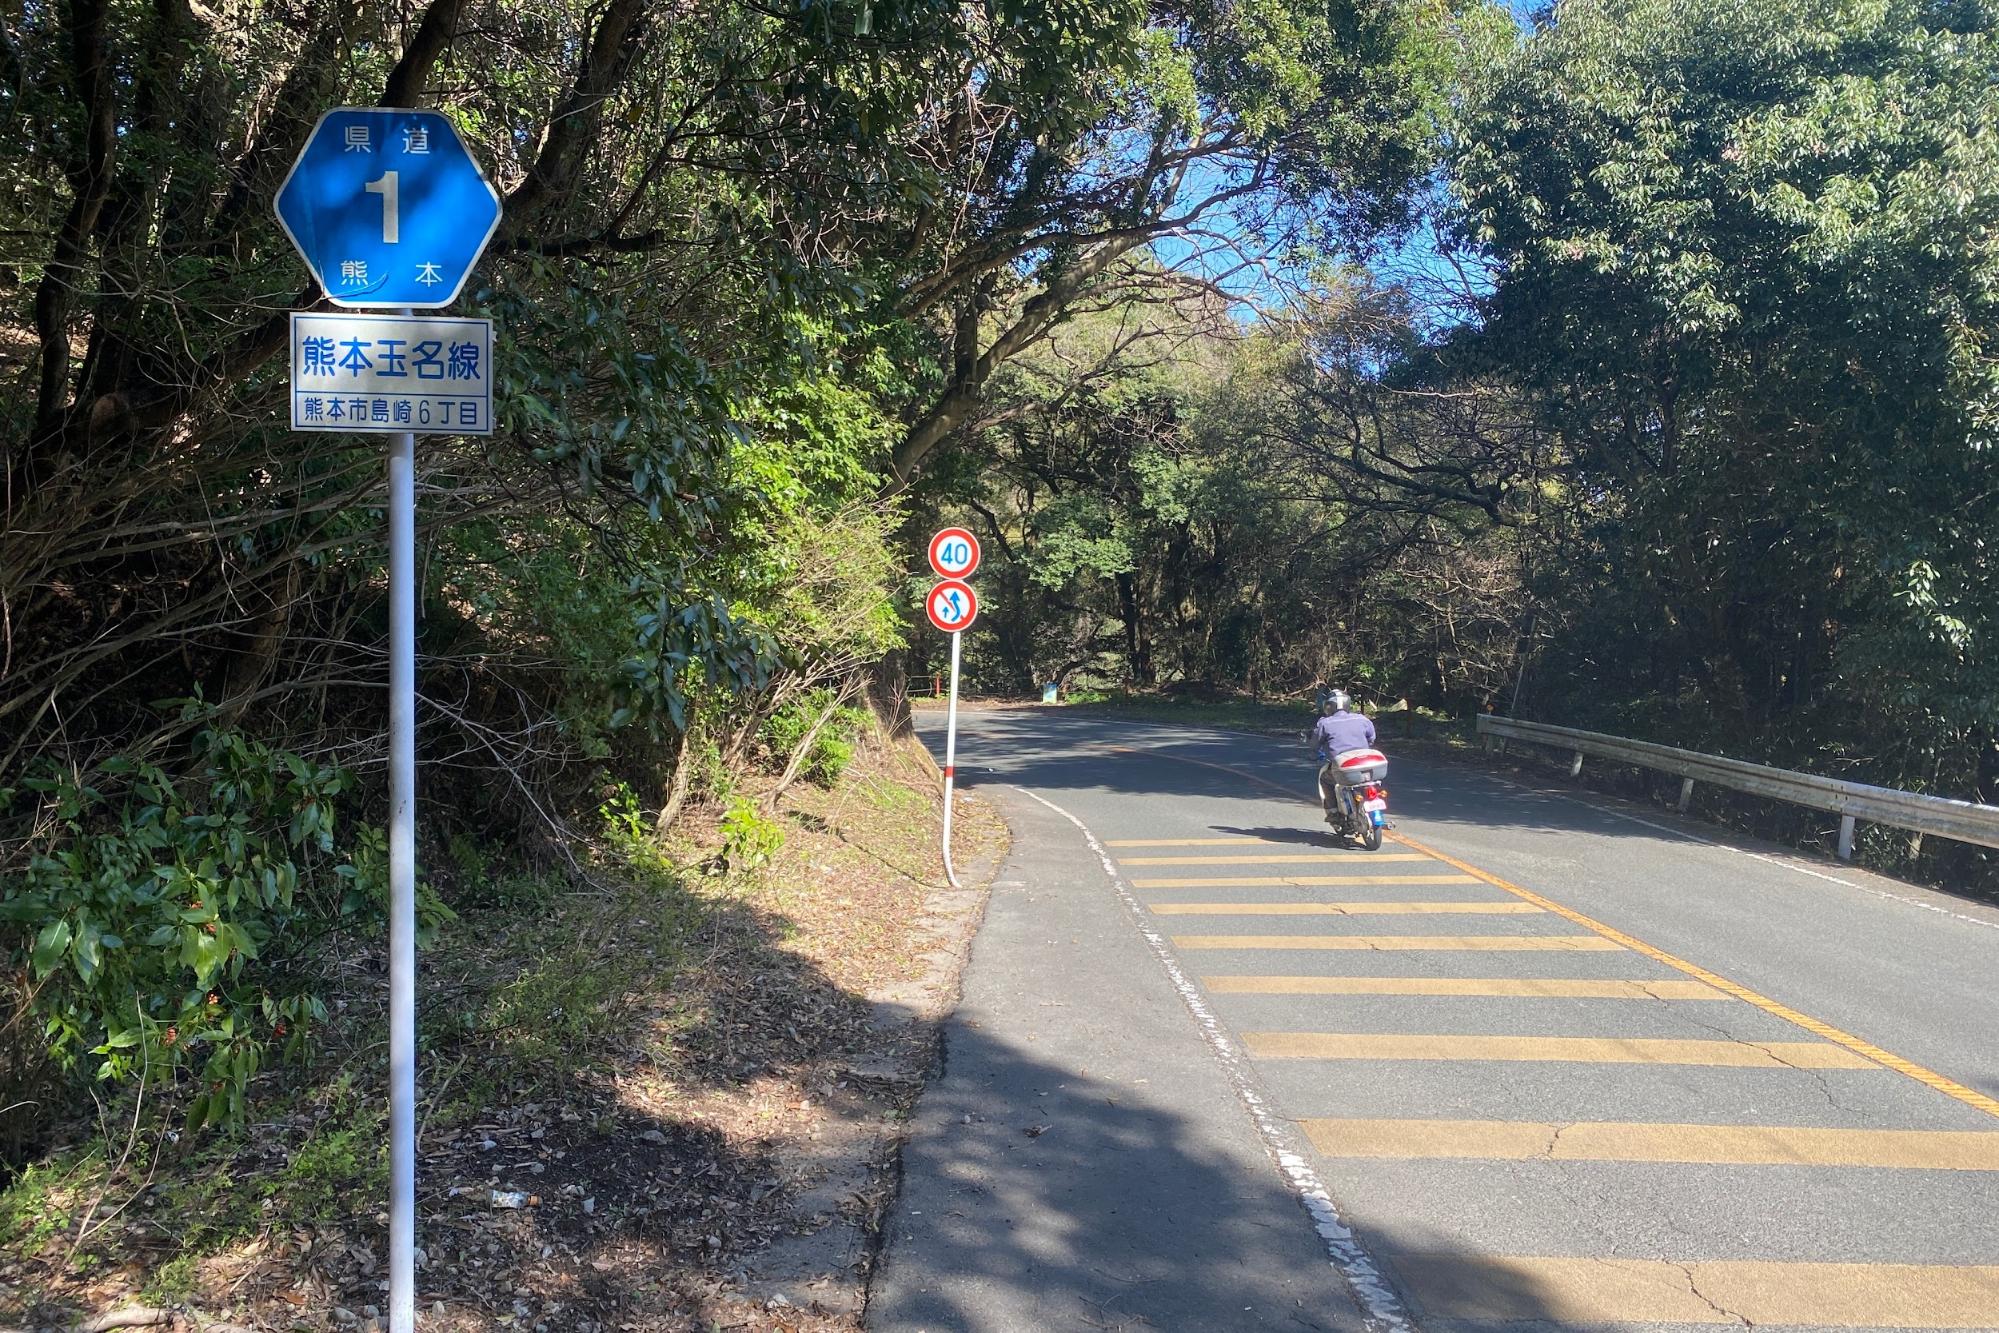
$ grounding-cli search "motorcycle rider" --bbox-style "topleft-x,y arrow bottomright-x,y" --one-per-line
1310,690 -> 1377,819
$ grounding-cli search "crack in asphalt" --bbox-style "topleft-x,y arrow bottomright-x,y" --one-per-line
1672,1262 -> 1754,1328
1677,1011 -> 1865,1115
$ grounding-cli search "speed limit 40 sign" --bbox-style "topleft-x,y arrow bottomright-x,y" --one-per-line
928,527 -> 981,580
926,579 -> 979,633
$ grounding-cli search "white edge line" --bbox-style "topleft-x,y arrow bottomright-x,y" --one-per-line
1011,785 -> 1415,1333
1474,770 -> 1999,936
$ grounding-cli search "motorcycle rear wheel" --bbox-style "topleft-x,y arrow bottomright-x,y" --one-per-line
1361,822 -> 1384,852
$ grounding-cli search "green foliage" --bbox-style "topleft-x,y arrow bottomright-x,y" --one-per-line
917,289 -> 1518,704
1450,0 -> 1999,800
761,690 -> 869,786
265,1080 -> 388,1222
1,728 -> 355,1128
719,799 -> 785,872
810,728 -> 860,788
599,783 -> 675,883
0,1151 -> 90,1257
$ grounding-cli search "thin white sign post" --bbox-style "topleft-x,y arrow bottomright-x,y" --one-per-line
924,536 -> 982,887
942,627 -> 964,887
386,323 -> 417,1332
281,311 -> 491,1333
277,106 -> 501,1333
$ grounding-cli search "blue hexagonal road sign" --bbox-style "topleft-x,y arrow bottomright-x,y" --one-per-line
274,108 -> 501,309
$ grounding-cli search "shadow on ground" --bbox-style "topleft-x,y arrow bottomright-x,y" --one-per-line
870,1021 -> 1347,1331
863,1016 -> 1610,1333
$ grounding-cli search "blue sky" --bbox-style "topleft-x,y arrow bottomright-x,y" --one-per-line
1146,0 -> 1541,327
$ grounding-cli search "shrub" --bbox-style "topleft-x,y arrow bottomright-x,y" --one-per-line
2,728 -> 358,1128
760,690 -> 868,787
719,797 -> 783,870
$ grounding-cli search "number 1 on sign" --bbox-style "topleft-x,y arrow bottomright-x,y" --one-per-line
365,171 -> 400,243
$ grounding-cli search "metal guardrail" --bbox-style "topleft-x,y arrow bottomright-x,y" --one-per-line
1475,715 -> 1999,859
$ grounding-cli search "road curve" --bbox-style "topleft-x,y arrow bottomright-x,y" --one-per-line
869,707 -> 1999,1332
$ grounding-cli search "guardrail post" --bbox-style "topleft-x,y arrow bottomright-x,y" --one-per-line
1677,778 -> 1694,813
1837,814 -> 1856,861
1568,750 -> 1584,778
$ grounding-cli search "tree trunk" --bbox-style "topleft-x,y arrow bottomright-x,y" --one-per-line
868,648 -> 915,739
1116,572 -> 1155,686
655,726 -> 698,836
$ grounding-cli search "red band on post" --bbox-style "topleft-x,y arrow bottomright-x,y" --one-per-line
943,765 -> 955,778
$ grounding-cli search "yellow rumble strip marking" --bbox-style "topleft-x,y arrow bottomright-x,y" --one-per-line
1244,1033 -> 1878,1069
1395,1255 -> 1999,1327
1390,829 -> 1999,1120
1104,837 -> 1276,847
1119,853 -> 1437,865
1132,874 -> 1478,888
1204,976 -> 1728,1000
1148,901 -> 1543,916
1173,934 -> 1623,952
1096,749 -> 1999,1121
1303,1118 -> 1999,1169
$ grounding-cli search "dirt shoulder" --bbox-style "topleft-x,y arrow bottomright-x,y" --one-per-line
0,735 -> 1006,1332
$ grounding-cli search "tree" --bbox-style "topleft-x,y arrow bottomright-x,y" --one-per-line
883,0 -> 1484,482
0,0 -> 946,777
1451,0 -> 1999,793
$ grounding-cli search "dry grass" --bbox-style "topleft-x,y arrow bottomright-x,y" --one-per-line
0,734 -> 1007,1332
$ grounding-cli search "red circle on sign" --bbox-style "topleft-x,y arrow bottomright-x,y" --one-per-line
928,527 -> 981,579
925,579 -> 979,633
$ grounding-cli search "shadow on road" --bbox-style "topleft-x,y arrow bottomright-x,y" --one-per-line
1210,825 -> 1353,849
868,1014 -> 1598,1332
872,1020 -> 1364,1331
938,707 -> 1798,851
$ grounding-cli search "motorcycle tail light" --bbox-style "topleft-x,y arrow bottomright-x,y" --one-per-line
1365,785 -> 1383,801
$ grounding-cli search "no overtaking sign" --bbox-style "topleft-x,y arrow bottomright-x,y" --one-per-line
926,579 -> 978,633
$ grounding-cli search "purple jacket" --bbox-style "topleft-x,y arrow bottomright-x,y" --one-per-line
1312,711 -> 1376,758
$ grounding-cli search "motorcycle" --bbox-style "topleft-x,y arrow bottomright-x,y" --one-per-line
1301,735 -> 1391,850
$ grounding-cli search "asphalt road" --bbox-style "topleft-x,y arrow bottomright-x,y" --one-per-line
868,706 -> 1999,1333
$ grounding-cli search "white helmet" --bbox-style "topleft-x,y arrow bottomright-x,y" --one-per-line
1323,688 -> 1351,714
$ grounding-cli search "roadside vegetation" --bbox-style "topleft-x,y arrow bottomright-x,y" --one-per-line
1,729 -> 1005,1329
4,0 -> 1998,1323
913,0 -> 1999,886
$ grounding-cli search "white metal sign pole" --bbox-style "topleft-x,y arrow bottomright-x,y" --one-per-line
387,313 -> 418,1333
278,106 -> 500,1333
941,628 -> 963,888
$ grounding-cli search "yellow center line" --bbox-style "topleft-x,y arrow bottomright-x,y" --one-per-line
1389,830 -> 1999,1120
1245,1032 -> 1879,1069
1202,976 -> 1729,1000
1174,934 -> 1624,952
1147,901 -> 1544,916
1302,1117 -> 1999,1168
1131,874 -> 1479,888
1393,1255 -> 1999,1327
